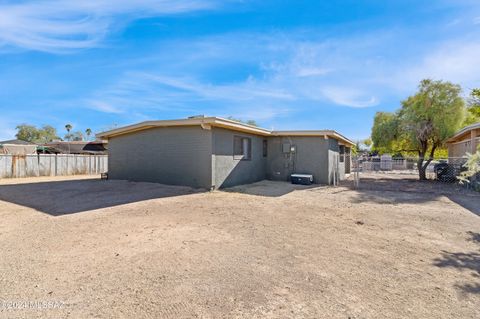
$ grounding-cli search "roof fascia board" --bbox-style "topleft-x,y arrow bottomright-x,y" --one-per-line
272,130 -> 354,145
96,117 -> 353,144
96,117 -> 271,138
211,118 -> 271,136
446,123 -> 480,143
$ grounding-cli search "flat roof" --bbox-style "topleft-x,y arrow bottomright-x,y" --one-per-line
446,122 -> 480,143
43,140 -> 107,145
96,117 -> 355,146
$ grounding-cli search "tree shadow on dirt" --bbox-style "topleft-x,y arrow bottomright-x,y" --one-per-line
344,174 -> 480,216
0,179 -> 201,216
467,231 -> 480,244
432,231 -> 480,295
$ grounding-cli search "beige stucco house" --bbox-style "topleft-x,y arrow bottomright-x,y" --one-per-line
446,122 -> 480,158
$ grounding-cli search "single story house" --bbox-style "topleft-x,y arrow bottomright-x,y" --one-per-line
41,141 -> 108,155
0,139 -> 37,155
446,122 -> 480,158
96,117 -> 354,189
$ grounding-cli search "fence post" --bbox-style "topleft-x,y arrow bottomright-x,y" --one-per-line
353,158 -> 360,188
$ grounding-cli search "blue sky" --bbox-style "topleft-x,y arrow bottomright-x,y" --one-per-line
0,0 -> 479,141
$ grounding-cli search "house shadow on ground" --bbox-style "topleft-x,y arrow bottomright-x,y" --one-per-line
343,173 -> 480,216
0,178 -> 201,216
433,231 -> 480,295
223,180 -> 325,197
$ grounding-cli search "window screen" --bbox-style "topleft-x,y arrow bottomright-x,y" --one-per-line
234,136 -> 252,160
339,145 -> 345,163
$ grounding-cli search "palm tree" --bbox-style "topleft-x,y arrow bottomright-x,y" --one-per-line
85,128 -> 92,141
65,124 -> 72,154
65,124 -> 72,140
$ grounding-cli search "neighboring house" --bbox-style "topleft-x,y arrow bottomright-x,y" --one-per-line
446,122 -> 480,158
97,117 -> 354,189
0,139 -> 37,155
41,141 -> 108,155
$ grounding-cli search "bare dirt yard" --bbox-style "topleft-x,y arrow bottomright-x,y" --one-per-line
0,173 -> 479,318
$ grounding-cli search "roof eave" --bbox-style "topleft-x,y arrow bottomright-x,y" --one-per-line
96,117 -> 272,138
272,130 -> 355,146
211,118 -> 271,136
446,122 -> 480,143
95,117 -> 354,145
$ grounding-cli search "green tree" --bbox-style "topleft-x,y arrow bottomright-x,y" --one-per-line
464,88 -> 480,126
371,79 -> 465,180
71,131 -> 84,141
15,124 -> 39,142
350,142 -> 360,155
363,138 -> 372,148
227,116 -> 259,127
371,112 -> 399,154
38,125 -> 59,143
15,124 -> 59,143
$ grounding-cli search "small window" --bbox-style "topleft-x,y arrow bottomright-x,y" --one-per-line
263,139 -> 268,157
234,136 -> 252,160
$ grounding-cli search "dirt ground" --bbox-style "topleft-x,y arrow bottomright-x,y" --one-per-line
0,173 -> 479,318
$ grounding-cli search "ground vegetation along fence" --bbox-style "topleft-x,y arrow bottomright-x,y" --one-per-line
352,155 -> 478,187
0,154 -> 108,178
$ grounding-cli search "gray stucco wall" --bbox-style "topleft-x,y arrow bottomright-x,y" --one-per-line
108,125 -> 349,189
327,138 -> 345,184
212,127 -> 267,188
108,126 -> 213,189
266,136 -> 331,184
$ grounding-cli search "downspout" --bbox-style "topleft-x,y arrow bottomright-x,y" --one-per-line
200,119 -> 215,190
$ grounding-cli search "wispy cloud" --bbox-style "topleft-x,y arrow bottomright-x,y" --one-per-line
391,40 -> 480,92
1,0 -> 479,140
86,31 -> 423,117
86,71 -> 295,120
0,0 -> 221,52
87,100 -> 125,114
320,87 -> 378,108
446,19 -> 461,27
0,124 -> 16,141
295,67 -> 332,77
141,73 -> 296,101
418,42 -> 480,85
86,25 -> 480,120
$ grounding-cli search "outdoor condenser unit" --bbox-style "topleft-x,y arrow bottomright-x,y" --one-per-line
291,174 -> 313,185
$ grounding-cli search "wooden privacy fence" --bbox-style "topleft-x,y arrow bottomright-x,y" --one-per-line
0,154 -> 108,178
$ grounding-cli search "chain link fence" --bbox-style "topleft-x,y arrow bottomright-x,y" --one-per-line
351,155 -> 479,190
